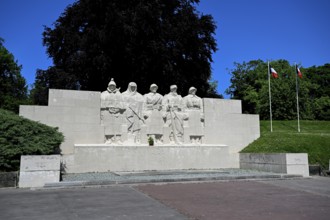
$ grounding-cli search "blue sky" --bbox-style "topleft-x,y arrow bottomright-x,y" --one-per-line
1,0 -> 329,98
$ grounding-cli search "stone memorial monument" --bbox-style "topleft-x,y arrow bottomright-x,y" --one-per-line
19,78 -> 260,173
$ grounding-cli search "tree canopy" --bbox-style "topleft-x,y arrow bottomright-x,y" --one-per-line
33,0 -> 220,104
0,38 -> 29,113
226,60 -> 330,120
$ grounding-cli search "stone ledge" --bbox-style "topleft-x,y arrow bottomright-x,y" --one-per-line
43,173 -> 303,189
74,144 -> 228,148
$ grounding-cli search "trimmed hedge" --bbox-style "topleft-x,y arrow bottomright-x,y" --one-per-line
0,109 -> 64,171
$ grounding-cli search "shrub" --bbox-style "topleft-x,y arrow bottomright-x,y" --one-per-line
0,109 -> 64,171
148,136 -> 154,146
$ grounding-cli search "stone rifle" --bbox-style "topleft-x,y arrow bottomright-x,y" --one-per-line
129,105 -> 145,124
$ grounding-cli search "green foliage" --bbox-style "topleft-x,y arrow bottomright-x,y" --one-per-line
148,136 -> 154,146
30,67 -> 78,105
33,0 -> 220,104
0,38 -> 29,112
207,79 -> 223,98
225,59 -> 266,114
305,64 -> 330,98
0,109 -> 64,171
241,120 -> 330,169
226,59 -> 330,120
314,96 -> 330,120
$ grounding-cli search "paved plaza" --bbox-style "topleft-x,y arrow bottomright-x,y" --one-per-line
1,177 -> 330,220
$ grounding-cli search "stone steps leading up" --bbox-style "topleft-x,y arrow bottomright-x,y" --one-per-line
43,169 -> 304,189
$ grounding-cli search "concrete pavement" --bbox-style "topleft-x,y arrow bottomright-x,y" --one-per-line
137,177 -> 330,220
0,186 -> 187,220
261,176 -> 330,196
1,177 -> 330,220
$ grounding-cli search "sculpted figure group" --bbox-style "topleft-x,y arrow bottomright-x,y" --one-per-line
100,78 -> 204,145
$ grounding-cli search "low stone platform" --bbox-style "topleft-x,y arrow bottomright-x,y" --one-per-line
240,153 -> 309,177
63,144 -> 235,173
44,169 -> 303,189
19,155 -> 61,188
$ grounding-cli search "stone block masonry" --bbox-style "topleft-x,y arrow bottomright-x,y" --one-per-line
19,155 -> 61,188
240,153 -> 309,177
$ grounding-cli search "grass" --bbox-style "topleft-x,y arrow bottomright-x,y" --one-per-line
241,120 -> 330,169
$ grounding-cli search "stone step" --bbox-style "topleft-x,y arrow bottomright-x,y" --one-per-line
44,172 -> 304,189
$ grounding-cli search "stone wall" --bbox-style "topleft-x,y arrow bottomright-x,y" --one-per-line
203,98 -> 260,167
240,153 -> 309,177
68,144 -> 231,173
19,89 -> 260,172
19,155 -> 61,188
203,98 -> 260,151
20,89 -> 104,154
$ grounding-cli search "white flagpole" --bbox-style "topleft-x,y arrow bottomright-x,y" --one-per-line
295,63 -> 301,132
268,61 -> 273,132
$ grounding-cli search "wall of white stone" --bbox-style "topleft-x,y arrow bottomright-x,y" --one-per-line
48,89 -> 101,107
203,98 -> 260,151
20,90 -> 260,155
68,144 -> 232,173
19,89 -> 104,154
240,153 -> 309,177
19,89 -> 261,172
19,155 -> 61,188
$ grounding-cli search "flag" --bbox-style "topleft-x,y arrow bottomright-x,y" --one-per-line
296,66 -> 302,79
269,65 -> 278,78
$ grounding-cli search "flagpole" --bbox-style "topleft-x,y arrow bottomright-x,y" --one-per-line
295,63 -> 301,132
268,61 -> 273,132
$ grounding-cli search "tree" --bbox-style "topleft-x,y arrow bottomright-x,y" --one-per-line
313,96 -> 330,120
0,38 -> 28,113
35,0 -> 220,102
225,59 -> 266,114
30,67 -> 78,105
304,64 -> 330,99
226,59 -> 320,120
305,64 -> 330,120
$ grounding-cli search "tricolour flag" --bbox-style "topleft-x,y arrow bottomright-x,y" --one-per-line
269,65 -> 278,78
296,66 -> 302,79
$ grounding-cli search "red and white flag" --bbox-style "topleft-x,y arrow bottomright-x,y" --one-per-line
269,65 -> 278,78
296,66 -> 302,79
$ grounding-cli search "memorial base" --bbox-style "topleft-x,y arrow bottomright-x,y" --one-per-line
63,144 -> 235,173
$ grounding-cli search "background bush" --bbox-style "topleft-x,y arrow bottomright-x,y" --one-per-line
0,109 -> 64,171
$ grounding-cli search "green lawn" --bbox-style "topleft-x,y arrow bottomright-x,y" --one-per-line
241,120 -> 330,169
